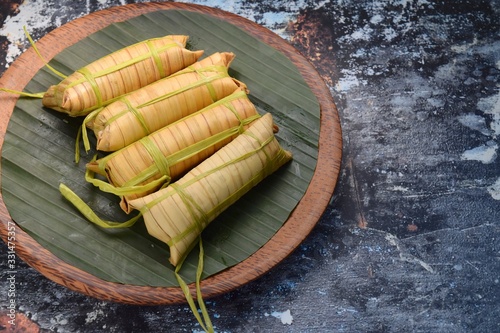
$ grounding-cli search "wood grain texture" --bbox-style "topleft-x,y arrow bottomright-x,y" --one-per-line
0,2 -> 341,305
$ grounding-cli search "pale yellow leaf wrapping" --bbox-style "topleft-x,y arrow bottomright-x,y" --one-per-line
86,88 -> 261,213
42,35 -> 203,116
85,52 -> 244,152
128,113 -> 292,266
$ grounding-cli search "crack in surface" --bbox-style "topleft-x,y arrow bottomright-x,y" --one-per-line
364,227 -> 436,273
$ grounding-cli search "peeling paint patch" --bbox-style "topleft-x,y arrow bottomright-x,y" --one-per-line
461,142 -> 498,164
178,0 -> 313,38
477,92 -> 500,136
458,113 -> 492,136
270,309 -> 293,325
336,69 -> 366,92
85,309 -> 104,324
391,186 -> 410,192
488,178 -> 500,200
0,0 -> 76,65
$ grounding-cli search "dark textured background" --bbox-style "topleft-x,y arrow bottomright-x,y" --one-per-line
1,1 -> 499,332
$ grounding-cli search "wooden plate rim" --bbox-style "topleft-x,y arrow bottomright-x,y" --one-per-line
0,2 -> 342,305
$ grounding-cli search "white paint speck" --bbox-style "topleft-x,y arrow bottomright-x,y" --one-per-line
350,26 -> 373,41
458,113 -> 491,136
461,142 -> 498,164
85,309 -> 104,324
50,314 -> 68,326
391,185 -> 410,192
383,27 -> 398,41
370,14 -> 384,25
488,178 -> 500,200
336,69 -> 366,92
477,93 -> 500,136
392,0 -> 431,6
271,309 -> 293,325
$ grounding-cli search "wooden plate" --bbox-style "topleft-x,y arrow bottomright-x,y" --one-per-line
0,2 -> 342,305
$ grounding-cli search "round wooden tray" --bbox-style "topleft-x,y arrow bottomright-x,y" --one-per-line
0,2 -> 342,305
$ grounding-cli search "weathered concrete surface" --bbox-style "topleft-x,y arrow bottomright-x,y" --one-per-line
1,0 -> 499,332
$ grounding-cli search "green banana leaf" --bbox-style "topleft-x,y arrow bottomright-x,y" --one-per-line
1,9 -> 319,287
